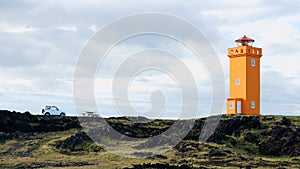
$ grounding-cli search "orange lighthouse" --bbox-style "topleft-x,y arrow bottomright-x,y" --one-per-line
226,35 -> 262,115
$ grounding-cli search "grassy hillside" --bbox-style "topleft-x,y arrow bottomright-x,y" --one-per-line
0,110 -> 300,168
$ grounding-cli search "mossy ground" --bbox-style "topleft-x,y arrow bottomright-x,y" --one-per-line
0,114 -> 300,168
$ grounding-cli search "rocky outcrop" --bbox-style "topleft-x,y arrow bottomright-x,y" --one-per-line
244,132 -> 258,144
15,161 -> 91,168
1,110 -> 300,157
184,115 -> 263,143
0,110 -> 81,133
55,132 -> 103,153
207,148 -> 227,157
124,163 -> 202,169
258,119 -> 300,156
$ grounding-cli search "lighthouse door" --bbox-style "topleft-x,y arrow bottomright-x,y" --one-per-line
237,101 -> 242,114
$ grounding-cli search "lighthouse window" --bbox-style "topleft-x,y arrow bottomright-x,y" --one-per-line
236,78 -> 240,85
229,101 -> 233,109
251,59 -> 255,66
251,101 -> 255,109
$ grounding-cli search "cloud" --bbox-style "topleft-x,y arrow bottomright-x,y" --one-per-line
261,68 -> 300,115
1,25 -> 38,33
0,0 -> 300,117
56,26 -> 77,31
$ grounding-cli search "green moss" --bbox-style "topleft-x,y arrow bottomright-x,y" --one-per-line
1,115 -> 300,168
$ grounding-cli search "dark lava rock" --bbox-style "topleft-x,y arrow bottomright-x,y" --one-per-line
56,132 -> 91,149
244,132 -> 258,144
15,161 -> 91,168
13,119 -> 32,132
229,138 -> 237,146
132,152 -> 153,158
55,132 -> 102,152
238,156 -> 247,161
0,110 -> 81,133
205,116 -> 261,143
259,125 -> 300,156
207,148 -> 227,157
183,119 -> 205,140
245,165 -> 252,169
175,141 -> 200,153
279,117 -> 291,126
133,136 -> 175,149
207,132 -> 226,144
267,125 -> 292,138
150,154 -> 168,159
0,132 -> 13,142
64,120 -> 82,130
124,163 -> 201,169
126,116 -> 151,123
23,111 -> 39,123
233,130 -> 241,137
106,118 -> 173,138
262,116 -> 275,121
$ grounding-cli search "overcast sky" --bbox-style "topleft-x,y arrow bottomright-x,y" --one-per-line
1,0 -> 300,118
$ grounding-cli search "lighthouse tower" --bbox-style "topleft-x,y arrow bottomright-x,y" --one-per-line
226,35 -> 262,115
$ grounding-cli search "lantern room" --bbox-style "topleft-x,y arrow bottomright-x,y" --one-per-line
235,35 -> 255,46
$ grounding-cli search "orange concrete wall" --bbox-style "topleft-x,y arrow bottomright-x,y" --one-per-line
227,98 -> 243,115
227,99 -> 236,115
245,56 -> 260,115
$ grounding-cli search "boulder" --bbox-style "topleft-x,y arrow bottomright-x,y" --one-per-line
279,117 -> 291,126
259,125 -> 300,156
244,132 -> 258,144
207,148 -> 227,157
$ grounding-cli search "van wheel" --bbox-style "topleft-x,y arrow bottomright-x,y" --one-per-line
60,113 -> 66,117
45,112 -> 50,116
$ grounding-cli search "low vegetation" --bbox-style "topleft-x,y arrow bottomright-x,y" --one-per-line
0,110 -> 300,168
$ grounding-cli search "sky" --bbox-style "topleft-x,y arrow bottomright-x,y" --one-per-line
0,0 -> 300,118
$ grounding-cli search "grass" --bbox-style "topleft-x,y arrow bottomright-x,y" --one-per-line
0,133 -> 299,169
1,115 -> 300,168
